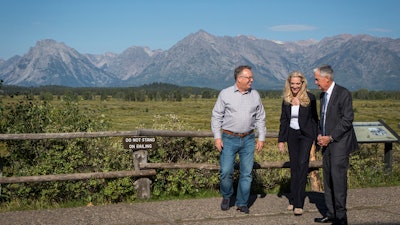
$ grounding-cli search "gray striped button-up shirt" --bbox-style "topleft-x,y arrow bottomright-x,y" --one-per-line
211,85 -> 266,141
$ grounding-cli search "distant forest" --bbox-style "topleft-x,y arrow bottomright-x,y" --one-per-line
1,82 -> 399,101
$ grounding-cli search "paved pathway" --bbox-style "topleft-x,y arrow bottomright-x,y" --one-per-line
1,186 -> 400,225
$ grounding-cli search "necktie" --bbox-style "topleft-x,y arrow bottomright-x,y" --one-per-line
321,93 -> 328,135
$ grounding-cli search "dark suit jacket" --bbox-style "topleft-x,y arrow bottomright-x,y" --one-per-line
278,92 -> 319,142
320,84 -> 358,155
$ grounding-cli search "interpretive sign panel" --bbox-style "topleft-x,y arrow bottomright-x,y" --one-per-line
122,137 -> 156,150
353,121 -> 399,143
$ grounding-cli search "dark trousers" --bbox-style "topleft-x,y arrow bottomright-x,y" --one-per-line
287,128 -> 313,208
322,147 -> 350,220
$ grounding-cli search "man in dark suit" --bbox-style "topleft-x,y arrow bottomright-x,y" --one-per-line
313,65 -> 358,225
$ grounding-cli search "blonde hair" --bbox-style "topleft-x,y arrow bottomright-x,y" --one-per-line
283,71 -> 310,107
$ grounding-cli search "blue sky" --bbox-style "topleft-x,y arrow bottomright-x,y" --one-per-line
1,0 -> 399,59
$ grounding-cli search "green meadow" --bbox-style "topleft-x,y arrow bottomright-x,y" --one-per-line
85,97 -> 400,135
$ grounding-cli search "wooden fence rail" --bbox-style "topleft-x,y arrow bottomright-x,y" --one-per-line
139,161 -> 323,170
0,129 -> 322,198
0,129 -> 280,140
0,170 -> 156,184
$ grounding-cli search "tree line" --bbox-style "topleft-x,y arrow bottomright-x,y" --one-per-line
1,82 -> 399,101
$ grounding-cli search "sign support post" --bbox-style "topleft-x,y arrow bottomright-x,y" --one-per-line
123,136 -> 156,199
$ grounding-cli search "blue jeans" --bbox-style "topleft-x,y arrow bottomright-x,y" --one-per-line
219,132 -> 255,207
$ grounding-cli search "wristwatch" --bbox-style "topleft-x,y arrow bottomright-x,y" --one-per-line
329,136 -> 334,143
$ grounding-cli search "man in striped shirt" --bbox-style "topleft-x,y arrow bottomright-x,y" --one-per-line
211,65 -> 266,214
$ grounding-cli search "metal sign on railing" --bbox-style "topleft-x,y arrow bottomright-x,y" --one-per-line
353,120 -> 400,143
122,137 -> 156,150
353,119 -> 399,173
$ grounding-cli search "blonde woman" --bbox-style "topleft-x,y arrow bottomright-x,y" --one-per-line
278,71 -> 318,215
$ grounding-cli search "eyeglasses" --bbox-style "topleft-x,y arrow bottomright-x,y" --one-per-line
240,76 -> 254,80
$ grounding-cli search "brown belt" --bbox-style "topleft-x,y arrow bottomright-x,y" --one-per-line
222,129 -> 254,138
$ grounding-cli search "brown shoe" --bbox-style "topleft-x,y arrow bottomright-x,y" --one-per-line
294,208 -> 303,216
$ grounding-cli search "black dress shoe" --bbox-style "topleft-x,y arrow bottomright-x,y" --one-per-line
332,218 -> 348,225
314,216 -> 335,223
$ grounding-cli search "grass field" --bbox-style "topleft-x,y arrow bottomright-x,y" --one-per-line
3,94 -> 399,133
85,97 -> 400,136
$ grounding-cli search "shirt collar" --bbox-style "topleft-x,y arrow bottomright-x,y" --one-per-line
234,84 -> 251,94
326,81 -> 335,95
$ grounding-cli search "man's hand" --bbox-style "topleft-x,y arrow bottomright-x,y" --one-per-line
214,138 -> 223,152
256,141 -> 264,154
317,134 -> 331,147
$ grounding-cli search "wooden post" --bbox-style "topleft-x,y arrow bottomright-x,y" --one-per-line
0,157 -> 2,195
132,150 -> 151,199
309,144 -> 322,192
384,142 -> 393,174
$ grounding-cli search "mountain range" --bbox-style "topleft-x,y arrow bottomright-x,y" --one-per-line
1,30 -> 399,91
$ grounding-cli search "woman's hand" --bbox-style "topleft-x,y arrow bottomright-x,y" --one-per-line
278,142 -> 286,153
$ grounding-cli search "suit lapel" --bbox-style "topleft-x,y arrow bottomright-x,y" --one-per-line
327,85 -> 339,113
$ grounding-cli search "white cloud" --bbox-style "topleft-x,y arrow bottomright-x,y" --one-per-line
368,27 -> 392,33
269,24 -> 317,32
